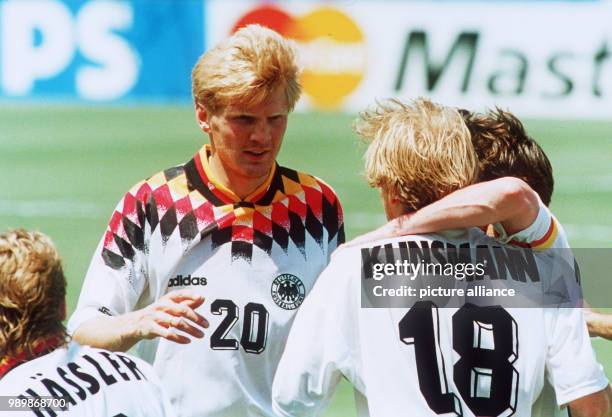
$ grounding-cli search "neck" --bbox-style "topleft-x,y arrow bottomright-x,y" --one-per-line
208,153 -> 271,200
0,335 -> 64,379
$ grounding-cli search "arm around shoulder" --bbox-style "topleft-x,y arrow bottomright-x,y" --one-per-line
401,176 -> 540,235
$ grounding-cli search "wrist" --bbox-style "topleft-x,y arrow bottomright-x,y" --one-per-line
118,310 -> 145,349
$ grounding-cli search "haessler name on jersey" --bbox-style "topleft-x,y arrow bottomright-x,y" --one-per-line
168,274 -> 208,288
17,351 -> 148,409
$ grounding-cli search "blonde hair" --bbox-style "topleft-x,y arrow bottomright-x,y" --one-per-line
0,229 -> 67,358
192,24 -> 302,113
356,98 -> 478,211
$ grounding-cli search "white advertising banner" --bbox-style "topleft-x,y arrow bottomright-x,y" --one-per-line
206,1 -> 612,118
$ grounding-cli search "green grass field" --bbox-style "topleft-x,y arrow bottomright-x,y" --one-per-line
1,105 -> 611,415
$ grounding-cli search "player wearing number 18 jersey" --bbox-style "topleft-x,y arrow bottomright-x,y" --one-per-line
273,99 -> 610,417
274,232 -> 607,417
340,108 -> 601,416
68,25 -> 344,417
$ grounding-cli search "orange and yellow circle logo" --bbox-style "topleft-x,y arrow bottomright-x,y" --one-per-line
232,4 -> 366,110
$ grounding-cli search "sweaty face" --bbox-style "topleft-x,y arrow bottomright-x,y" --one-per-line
202,88 -> 289,193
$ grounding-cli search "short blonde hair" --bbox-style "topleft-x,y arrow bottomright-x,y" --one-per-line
356,98 -> 478,211
0,229 -> 67,358
192,24 -> 302,113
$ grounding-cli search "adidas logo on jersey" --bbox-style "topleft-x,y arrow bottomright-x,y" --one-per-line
168,274 -> 208,288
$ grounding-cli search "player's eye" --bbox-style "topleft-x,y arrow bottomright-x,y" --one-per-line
268,115 -> 284,124
233,115 -> 256,124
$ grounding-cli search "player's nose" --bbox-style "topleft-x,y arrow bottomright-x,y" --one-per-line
250,119 -> 272,145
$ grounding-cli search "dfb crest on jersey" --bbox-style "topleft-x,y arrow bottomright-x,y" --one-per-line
271,274 -> 306,310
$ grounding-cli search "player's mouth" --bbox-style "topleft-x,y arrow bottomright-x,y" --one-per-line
244,150 -> 269,159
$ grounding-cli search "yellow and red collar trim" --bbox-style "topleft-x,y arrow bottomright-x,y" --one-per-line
193,145 -> 277,204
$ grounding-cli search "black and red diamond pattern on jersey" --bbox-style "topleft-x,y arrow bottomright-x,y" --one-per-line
102,156 -> 344,268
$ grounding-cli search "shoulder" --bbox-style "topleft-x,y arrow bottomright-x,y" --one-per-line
108,164 -> 189,234
0,348 -> 65,388
124,164 -> 188,205
276,165 -> 342,205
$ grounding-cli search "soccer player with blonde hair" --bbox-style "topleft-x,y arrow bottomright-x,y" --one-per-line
68,24 -> 344,417
345,106 -> 612,415
0,229 -> 175,417
273,98 -> 610,417
348,106 -> 612,341
359,98 -> 478,213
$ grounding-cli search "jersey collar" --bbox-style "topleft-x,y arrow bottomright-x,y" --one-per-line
0,336 -> 63,379
191,145 -> 278,205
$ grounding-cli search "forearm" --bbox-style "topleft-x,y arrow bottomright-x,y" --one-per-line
72,312 -> 142,352
584,308 -> 612,340
401,201 -> 491,234
72,291 -> 208,350
400,177 -> 539,235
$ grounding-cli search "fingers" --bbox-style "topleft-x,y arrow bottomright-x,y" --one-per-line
143,311 -> 205,343
165,289 -> 204,305
134,290 -> 210,344
184,295 -> 206,310
161,297 -> 209,328
148,322 -> 191,344
160,312 -> 205,339
159,289 -> 208,325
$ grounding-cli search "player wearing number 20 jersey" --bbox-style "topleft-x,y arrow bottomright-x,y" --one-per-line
68,145 -> 344,417
272,229 -> 608,417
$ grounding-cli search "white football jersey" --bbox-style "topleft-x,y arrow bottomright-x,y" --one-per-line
496,201 -> 573,417
0,342 -> 175,417
273,229 -> 608,417
68,145 -> 344,417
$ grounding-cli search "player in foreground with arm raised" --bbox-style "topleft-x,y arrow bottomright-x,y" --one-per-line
346,108 -> 612,339
344,107 -> 610,416
346,108 -> 552,246
273,98 -> 611,417
0,229 -> 175,417
69,25 -> 344,417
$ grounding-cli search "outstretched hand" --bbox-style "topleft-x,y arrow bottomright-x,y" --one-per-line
131,289 -> 209,344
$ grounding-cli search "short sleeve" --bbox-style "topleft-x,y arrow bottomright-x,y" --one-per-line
68,186 -> 150,334
544,308 -> 609,405
493,200 -> 568,249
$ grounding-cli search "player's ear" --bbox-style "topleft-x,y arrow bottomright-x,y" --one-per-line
195,102 -> 211,133
381,187 -> 409,220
